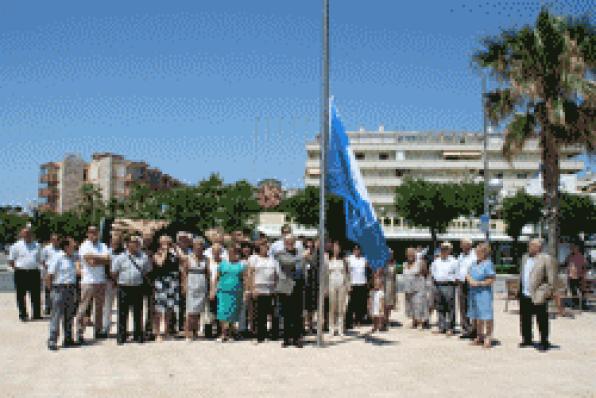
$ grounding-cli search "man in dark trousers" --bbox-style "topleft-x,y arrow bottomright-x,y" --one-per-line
519,239 -> 557,352
111,235 -> 151,345
8,227 -> 42,321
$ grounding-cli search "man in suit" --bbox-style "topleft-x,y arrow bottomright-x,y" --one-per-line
519,239 -> 557,352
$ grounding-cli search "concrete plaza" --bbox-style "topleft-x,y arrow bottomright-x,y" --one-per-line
1,291 -> 595,398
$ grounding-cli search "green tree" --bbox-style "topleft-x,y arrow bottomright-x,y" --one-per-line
474,8 -> 595,259
559,193 -> 596,240
454,181 -> 485,217
77,183 -> 105,226
502,191 -> 542,264
395,179 -> 462,253
0,210 -> 28,245
218,180 -> 260,232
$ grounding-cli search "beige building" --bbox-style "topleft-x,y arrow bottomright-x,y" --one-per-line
304,128 -> 585,241
39,153 -> 183,213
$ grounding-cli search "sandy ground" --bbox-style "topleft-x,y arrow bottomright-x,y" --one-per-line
0,292 -> 595,398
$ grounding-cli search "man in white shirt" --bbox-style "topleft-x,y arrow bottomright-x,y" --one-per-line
431,242 -> 459,335
346,245 -> 369,329
8,227 -> 42,321
456,238 -> 477,339
75,226 -> 110,342
269,224 -> 304,258
41,233 -> 60,315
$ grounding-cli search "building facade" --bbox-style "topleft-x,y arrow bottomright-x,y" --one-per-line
304,128 -> 585,241
39,153 -> 183,213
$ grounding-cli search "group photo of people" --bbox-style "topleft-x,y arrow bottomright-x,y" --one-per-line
7,219 -> 577,353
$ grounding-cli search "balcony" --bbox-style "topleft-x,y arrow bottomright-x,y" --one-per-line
39,173 -> 58,183
38,188 -> 58,197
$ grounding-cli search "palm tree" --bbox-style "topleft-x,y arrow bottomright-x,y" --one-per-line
474,8 -> 595,260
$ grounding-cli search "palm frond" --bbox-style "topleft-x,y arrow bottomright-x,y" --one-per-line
503,112 -> 536,159
484,88 -> 521,124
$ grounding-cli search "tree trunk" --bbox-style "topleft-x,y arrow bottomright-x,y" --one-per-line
430,228 -> 437,257
541,124 -> 560,263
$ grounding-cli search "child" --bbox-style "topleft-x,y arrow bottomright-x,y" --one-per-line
46,237 -> 78,351
369,276 -> 385,333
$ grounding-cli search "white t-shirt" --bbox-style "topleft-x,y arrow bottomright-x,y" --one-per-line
347,255 -> 367,285
328,258 -> 347,289
8,240 -> 41,270
269,239 -> 304,258
78,239 -> 109,284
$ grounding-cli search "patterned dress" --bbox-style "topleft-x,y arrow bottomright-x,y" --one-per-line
186,255 -> 208,315
216,261 -> 245,323
154,251 -> 181,314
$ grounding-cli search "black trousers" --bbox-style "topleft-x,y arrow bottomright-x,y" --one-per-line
254,294 -> 274,341
346,285 -> 367,328
14,269 -> 41,319
519,295 -> 549,344
568,278 -> 582,307
117,285 -> 143,341
280,282 -> 304,343
143,283 -> 154,334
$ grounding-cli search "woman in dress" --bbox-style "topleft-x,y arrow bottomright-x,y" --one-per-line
466,243 -> 496,348
211,245 -> 246,342
182,238 -> 209,341
326,241 -> 348,337
412,259 -> 431,330
382,249 -> 397,330
152,235 -> 182,341
402,248 -> 420,328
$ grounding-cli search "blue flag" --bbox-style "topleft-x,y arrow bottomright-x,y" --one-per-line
326,99 -> 390,270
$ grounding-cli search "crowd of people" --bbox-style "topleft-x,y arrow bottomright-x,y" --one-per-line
7,222 -> 573,352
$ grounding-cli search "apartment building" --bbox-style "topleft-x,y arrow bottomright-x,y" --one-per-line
39,153 -> 183,213
304,128 -> 585,241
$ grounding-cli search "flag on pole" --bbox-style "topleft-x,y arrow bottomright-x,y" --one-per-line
326,98 -> 390,270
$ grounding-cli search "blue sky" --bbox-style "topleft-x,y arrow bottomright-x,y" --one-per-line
0,0 -> 593,207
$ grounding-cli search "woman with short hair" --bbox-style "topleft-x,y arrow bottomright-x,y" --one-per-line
182,238 -> 209,341
152,235 -> 181,341
467,243 -> 496,348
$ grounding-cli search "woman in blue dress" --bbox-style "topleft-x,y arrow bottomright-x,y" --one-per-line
466,243 -> 496,349
211,245 -> 246,342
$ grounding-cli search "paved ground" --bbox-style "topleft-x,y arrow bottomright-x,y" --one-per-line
0,292 -> 594,398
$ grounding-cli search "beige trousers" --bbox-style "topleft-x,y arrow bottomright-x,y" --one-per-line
328,284 -> 347,334
76,283 -> 106,335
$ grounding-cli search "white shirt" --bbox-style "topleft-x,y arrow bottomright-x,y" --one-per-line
111,251 -> 151,286
269,239 -> 304,258
41,244 -> 60,266
347,255 -> 367,285
431,256 -> 459,282
203,247 -> 229,262
78,239 -> 109,284
457,250 -> 477,282
328,258 -> 347,289
522,256 -> 535,297
47,251 -> 77,285
250,255 -> 280,295
8,240 -> 41,270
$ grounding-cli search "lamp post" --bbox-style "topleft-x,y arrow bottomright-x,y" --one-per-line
482,75 -> 490,244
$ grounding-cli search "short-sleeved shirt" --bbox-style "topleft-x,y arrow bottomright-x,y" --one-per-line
8,240 -> 41,270
328,258 -> 347,289
276,250 -> 305,281
41,244 -> 60,267
431,256 -> 458,282
347,255 -> 367,285
217,261 -> 245,293
203,247 -> 229,262
251,255 -> 279,295
468,260 -> 495,292
78,240 -> 109,284
457,251 -> 477,282
47,252 -> 77,285
111,251 -> 151,286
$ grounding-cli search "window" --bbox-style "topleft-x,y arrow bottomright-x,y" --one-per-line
396,151 -> 405,161
516,173 -> 528,179
496,172 -> 503,178
395,170 -> 403,177
379,152 -> 389,160
355,152 -> 365,160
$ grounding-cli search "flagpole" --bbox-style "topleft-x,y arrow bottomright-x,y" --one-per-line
316,0 -> 330,348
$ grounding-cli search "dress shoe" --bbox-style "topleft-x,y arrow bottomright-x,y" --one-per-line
295,340 -> 303,348
133,336 -> 144,344
47,342 -> 58,351
116,339 -> 125,345
537,342 -> 551,352
19,315 -> 28,322
63,339 -> 80,348
95,332 -> 108,340
518,341 -> 533,348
